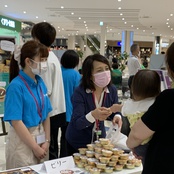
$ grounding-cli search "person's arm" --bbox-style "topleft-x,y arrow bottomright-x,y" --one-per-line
112,114 -> 122,127
126,118 -> 154,148
41,116 -> 50,152
11,120 -> 47,159
134,59 -> 141,72
110,104 -> 123,113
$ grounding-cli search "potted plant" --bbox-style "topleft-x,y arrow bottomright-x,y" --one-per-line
117,51 -> 129,72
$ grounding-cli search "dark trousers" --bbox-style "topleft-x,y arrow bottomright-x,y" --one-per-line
128,75 -> 134,99
49,113 -> 68,160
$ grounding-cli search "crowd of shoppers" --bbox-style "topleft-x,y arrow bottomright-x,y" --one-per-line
3,19 -> 174,174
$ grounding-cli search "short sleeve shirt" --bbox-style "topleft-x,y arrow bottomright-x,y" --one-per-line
3,70 -> 52,128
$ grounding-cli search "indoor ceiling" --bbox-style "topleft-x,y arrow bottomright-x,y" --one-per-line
0,0 -> 174,40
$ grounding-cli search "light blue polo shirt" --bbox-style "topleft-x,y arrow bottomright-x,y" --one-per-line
61,67 -> 81,122
3,70 -> 52,128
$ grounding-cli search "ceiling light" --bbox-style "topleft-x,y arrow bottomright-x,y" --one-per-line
122,18 -> 125,20
71,12 -> 74,15
167,18 -> 169,21
143,30 -> 145,32
152,32 -> 154,34
4,5 -> 8,7
61,6 -> 64,9
120,13 -> 123,16
84,21 -> 86,23
170,14 -> 173,16
36,16 -> 38,18
23,11 -> 26,14
124,22 -> 127,24
131,25 -> 133,27
78,17 -> 81,19
118,0 -> 121,2
166,22 -> 169,24
43,20 -> 46,22
137,28 -> 139,30
171,28 -> 173,30
168,25 -> 170,28
118,7 -> 121,10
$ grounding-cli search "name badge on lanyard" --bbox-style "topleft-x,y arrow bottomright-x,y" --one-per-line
92,91 -> 106,141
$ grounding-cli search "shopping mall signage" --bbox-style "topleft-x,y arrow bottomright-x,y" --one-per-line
0,15 -> 21,32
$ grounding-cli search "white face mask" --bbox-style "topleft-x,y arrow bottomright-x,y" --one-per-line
29,59 -> 48,75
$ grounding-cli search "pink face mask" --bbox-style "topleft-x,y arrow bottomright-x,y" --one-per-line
93,70 -> 111,88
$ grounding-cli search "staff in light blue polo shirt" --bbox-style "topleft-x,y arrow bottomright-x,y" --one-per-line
3,40 -> 52,169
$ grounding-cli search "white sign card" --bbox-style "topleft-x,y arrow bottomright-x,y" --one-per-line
0,40 -> 15,52
40,156 -> 75,174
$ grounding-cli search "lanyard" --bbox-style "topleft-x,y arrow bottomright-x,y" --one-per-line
92,91 -> 107,131
19,74 -> 44,121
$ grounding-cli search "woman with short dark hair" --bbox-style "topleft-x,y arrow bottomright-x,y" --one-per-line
65,54 -> 122,155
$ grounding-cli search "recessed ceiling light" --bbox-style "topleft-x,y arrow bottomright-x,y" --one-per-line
71,12 -> 74,15
170,14 -> 173,16
61,6 -> 64,9
78,17 -> 81,19
171,28 -> 173,30
143,30 -> 145,32
122,18 -> 125,20
152,32 -> 154,34
120,13 -> 123,16
131,25 -> 133,27
118,7 -> 121,10
137,28 -> 139,30
4,5 -> 8,7
23,11 -> 26,14
167,18 -> 169,21
84,21 -> 86,23
124,22 -> 127,24
166,22 -> 169,24
118,0 -> 121,2
43,20 -> 46,22
36,16 -> 38,18
168,25 -> 170,28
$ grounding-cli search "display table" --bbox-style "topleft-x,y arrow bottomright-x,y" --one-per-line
0,164 -> 142,174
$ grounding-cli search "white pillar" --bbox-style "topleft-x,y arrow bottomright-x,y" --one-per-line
68,36 -> 75,49
121,31 -> 134,54
154,36 -> 162,54
100,23 -> 107,56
